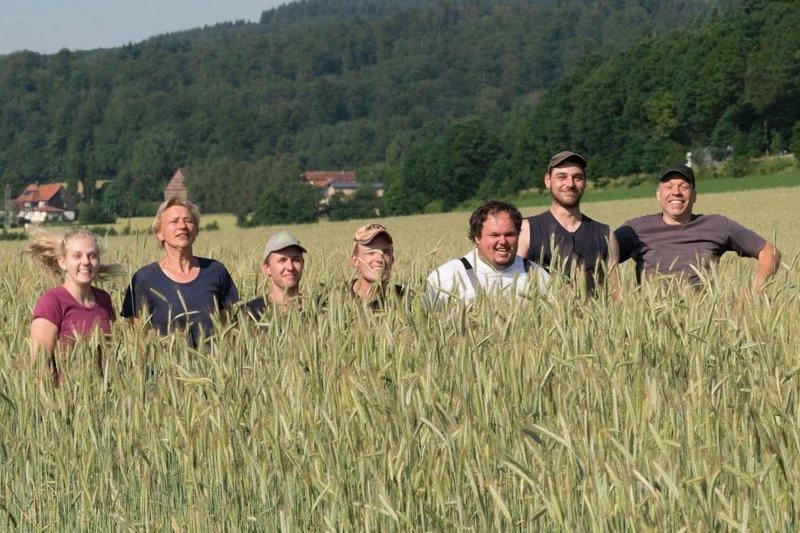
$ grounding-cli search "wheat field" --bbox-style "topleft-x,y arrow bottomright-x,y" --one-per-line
1,186 -> 798,529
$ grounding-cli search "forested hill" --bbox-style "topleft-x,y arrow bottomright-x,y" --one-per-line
2,0 -> 788,222
257,0 -> 484,31
509,0 -> 800,180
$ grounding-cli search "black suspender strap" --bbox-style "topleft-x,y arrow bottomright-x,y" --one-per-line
459,257 -> 481,294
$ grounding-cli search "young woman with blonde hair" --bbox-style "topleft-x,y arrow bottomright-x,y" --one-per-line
27,228 -> 124,383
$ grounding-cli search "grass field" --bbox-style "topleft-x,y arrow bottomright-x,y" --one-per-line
1,186 -> 798,529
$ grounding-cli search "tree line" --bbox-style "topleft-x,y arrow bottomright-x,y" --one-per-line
384,0 -> 800,214
2,0 -> 792,224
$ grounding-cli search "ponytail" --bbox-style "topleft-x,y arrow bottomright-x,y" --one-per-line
25,228 -> 126,282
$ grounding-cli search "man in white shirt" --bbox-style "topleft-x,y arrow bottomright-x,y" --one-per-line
425,200 -> 549,308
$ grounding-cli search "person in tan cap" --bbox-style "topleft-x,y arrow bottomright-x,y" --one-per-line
517,150 -> 618,297
350,222 -> 403,309
245,231 -> 307,319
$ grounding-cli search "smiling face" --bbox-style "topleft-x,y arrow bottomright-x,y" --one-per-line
351,234 -> 394,285
657,176 -> 696,224
545,162 -> 586,209
263,246 -> 305,294
474,211 -> 519,270
57,235 -> 100,289
156,205 -> 198,250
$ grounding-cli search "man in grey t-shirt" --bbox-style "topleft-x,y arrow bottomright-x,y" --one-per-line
614,164 -> 781,292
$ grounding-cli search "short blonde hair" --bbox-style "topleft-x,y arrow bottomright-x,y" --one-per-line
152,198 -> 201,247
25,228 -> 125,282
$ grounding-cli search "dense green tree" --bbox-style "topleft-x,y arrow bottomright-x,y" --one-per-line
187,158 -> 251,214
384,116 -> 500,213
439,118 -> 500,209
742,4 -> 800,148
326,185 -> 382,221
790,122 -> 800,157
126,126 -> 186,205
243,155 -> 322,226
0,171 -> 25,204
383,140 -> 442,216
77,201 -> 116,224
0,0 -> 791,218
247,180 -> 322,226
517,0 -> 799,180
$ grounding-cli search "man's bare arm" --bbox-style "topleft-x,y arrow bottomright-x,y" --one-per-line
517,218 -> 531,259
754,241 -> 781,293
607,230 -> 621,301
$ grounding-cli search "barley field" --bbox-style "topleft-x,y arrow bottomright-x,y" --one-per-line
1,186 -> 798,529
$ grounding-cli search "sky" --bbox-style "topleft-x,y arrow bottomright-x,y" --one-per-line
0,0 -> 290,56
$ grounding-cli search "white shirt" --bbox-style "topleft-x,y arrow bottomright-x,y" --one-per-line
425,248 -> 549,309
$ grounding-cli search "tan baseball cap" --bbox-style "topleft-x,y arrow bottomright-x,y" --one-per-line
353,223 -> 393,246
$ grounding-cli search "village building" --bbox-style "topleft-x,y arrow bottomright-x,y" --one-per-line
302,170 -> 384,204
13,182 -> 76,223
163,168 -> 190,201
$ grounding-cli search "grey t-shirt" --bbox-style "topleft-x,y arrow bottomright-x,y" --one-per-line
614,213 -> 766,285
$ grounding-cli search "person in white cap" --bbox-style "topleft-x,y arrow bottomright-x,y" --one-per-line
245,231 -> 307,319
350,222 -> 404,310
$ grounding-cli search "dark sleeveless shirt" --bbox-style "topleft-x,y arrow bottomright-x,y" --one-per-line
525,210 -> 610,295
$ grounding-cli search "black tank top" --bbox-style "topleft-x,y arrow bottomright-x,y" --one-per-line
525,210 -> 610,295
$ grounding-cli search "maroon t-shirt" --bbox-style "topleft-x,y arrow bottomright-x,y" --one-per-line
32,286 -> 115,348
614,213 -> 767,285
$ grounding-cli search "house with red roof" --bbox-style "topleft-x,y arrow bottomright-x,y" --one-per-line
302,170 -> 384,204
303,170 -> 357,189
13,182 -> 76,223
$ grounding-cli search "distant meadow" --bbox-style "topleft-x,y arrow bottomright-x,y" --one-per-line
1,186 -> 798,529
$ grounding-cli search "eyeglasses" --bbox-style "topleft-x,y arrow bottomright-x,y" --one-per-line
357,247 -> 393,257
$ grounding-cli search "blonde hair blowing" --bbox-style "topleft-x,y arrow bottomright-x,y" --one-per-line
151,197 -> 201,248
25,228 -> 126,282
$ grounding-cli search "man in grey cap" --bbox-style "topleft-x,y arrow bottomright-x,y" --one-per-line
614,164 -> 781,292
245,231 -> 307,319
517,150 -> 618,297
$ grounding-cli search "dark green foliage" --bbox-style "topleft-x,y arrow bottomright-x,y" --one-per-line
240,155 -> 322,226
86,225 -> 118,237
246,180 -> 322,226
188,158 -> 252,215
77,201 -> 116,224
326,185 -> 382,221
259,0 -> 476,31
384,117 -> 500,214
516,0 -> 800,180
1,0 -> 794,219
0,171 -> 25,199
0,231 -> 26,241
790,122 -> 800,157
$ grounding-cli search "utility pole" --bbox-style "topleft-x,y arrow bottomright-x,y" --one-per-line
4,185 -> 10,231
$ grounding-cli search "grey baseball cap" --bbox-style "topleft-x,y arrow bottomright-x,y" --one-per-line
263,231 -> 306,261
